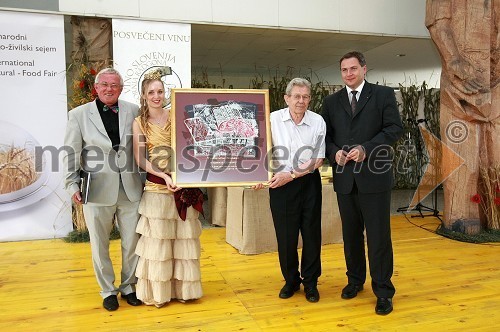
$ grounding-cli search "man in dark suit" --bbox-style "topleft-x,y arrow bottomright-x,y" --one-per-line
322,51 -> 403,315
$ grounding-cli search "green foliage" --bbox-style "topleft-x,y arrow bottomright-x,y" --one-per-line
393,81 -> 440,189
436,225 -> 500,243
308,78 -> 330,114
265,68 -> 291,112
192,66 -> 233,89
191,65 -> 330,114
250,66 -> 329,113
68,64 -> 99,109
421,82 -> 440,139
63,226 -> 121,243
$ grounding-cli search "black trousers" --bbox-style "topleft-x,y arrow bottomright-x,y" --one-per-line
269,170 -> 322,288
336,182 -> 395,298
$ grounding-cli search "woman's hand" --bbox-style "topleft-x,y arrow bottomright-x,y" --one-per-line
162,173 -> 181,192
252,183 -> 269,190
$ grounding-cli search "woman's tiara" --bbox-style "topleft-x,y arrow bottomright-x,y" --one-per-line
144,66 -> 172,80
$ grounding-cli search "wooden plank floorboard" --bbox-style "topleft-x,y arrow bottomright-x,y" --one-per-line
1,215 -> 499,331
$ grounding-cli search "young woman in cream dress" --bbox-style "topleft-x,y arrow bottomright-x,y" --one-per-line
132,70 -> 203,307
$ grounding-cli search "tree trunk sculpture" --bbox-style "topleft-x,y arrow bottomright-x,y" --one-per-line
426,0 -> 499,232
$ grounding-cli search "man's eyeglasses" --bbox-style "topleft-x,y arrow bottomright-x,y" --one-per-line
98,82 -> 122,90
290,94 -> 311,101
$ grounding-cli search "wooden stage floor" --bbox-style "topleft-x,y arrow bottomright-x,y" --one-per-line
1,215 -> 499,331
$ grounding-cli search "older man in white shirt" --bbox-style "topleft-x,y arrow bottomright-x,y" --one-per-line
257,78 -> 326,303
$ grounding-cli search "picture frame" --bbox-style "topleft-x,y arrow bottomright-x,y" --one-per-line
171,88 -> 272,187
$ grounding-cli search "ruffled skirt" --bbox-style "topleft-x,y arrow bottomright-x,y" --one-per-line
135,191 -> 203,307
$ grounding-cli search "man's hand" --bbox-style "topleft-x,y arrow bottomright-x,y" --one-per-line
72,191 -> 82,205
335,150 -> 349,166
268,171 -> 294,189
346,145 -> 366,162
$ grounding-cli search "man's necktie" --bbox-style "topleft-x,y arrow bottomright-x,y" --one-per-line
103,105 -> 119,113
351,90 -> 358,114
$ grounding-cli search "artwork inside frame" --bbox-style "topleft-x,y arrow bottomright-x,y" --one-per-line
171,88 -> 272,187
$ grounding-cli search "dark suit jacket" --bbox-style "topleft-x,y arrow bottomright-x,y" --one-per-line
322,81 -> 403,194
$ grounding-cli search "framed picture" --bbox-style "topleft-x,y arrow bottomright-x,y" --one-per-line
171,88 -> 272,187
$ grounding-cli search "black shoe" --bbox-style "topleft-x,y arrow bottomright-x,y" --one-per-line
103,295 -> 119,311
279,283 -> 300,299
341,284 -> 363,299
121,292 -> 142,306
304,287 -> 320,303
375,297 -> 393,315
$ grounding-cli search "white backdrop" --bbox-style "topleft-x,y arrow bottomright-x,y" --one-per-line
112,19 -> 191,106
0,11 -> 72,241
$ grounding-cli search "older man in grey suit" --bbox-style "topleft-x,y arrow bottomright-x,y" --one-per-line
64,68 -> 143,311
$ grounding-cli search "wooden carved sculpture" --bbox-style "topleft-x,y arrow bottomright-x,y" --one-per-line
426,0 -> 500,232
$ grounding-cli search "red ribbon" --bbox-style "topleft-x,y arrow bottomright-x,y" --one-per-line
146,173 -> 204,221
146,173 -> 166,185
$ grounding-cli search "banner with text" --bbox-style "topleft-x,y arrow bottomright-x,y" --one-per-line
0,11 -> 72,241
112,19 -> 191,106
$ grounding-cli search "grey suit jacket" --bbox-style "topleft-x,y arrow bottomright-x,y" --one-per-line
63,99 -> 142,206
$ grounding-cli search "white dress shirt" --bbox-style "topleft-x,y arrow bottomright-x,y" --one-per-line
270,107 -> 326,172
346,80 -> 365,103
